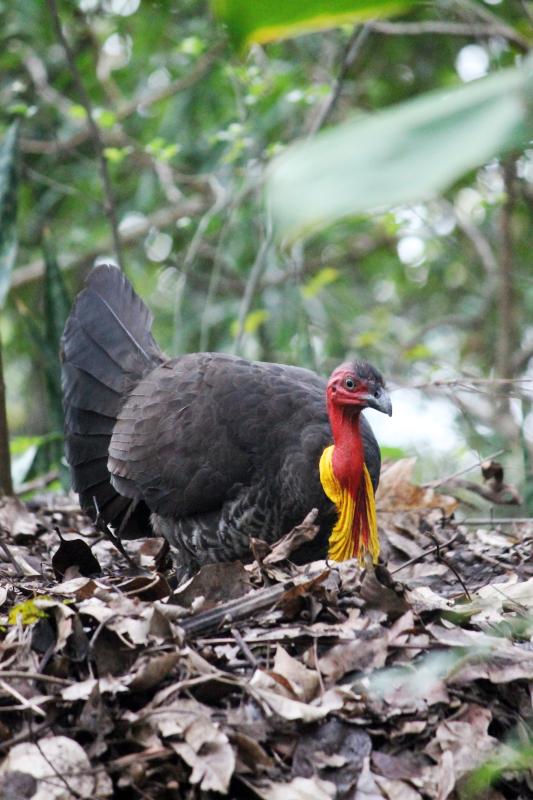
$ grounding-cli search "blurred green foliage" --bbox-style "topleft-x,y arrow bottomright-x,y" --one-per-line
0,0 -> 531,501
212,0 -> 411,49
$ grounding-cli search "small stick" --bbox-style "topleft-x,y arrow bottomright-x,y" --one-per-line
0,540 -> 25,576
0,679 -> 47,717
0,670 -> 73,686
389,534 -> 460,575
458,517 -> 533,525
231,627 -> 258,669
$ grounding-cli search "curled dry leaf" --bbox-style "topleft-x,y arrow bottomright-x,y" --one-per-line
250,669 -> 349,721
128,651 -> 180,692
115,573 -> 171,601
272,645 -> 320,702
262,508 -> 320,565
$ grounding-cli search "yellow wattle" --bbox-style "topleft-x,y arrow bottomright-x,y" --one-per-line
319,445 -> 379,564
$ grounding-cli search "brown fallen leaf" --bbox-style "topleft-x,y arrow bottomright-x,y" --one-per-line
360,564 -> 410,617
0,496 -> 42,540
423,704 -> 500,800
249,669 -> 349,721
52,531 -> 102,579
171,560 -> 252,611
318,632 -> 388,684
277,569 -> 330,618
171,716 -> 235,794
230,731 -> 273,775
272,645 -> 320,702
377,458 -> 457,514
0,736 -> 112,798
116,573 -> 171,601
293,719 -> 372,798
262,509 -> 320,564
129,651 -> 180,692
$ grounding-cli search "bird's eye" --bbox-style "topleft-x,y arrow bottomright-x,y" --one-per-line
345,377 -> 356,390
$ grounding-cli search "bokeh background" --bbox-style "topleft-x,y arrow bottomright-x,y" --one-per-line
0,0 -> 531,508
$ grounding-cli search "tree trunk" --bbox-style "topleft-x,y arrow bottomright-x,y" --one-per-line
496,160 -> 517,380
0,330 -> 13,495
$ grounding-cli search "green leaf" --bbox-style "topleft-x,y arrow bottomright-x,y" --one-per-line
0,123 -> 19,308
231,309 -> 270,336
212,0 -> 411,49
267,63 -> 533,240
464,741 -> 533,798
302,266 -> 340,298
8,597 -> 51,626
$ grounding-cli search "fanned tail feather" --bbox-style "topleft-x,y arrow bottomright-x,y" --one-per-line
61,264 -> 164,537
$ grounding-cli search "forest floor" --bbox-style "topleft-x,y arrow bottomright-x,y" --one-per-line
0,459 -> 532,800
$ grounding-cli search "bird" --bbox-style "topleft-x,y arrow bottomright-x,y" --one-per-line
61,265 -> 392,582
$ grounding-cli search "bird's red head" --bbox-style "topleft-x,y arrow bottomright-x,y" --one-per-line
326,361 -> 392,417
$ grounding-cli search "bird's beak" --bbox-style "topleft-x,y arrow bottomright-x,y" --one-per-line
362,387 -> 392,416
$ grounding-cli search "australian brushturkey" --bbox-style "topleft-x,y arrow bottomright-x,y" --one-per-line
61,265 -> 392,581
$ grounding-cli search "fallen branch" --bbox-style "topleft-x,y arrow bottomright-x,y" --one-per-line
179,569 -> 328,637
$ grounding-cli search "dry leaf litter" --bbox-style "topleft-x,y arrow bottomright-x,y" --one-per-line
0,459 -> 532,799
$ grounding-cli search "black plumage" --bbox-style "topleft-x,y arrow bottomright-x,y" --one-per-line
61,265 -> 385,581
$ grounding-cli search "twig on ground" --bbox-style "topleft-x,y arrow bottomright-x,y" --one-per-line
0,540 -> 24,576
0,679 -> 48,717
0,713 -> 56,753
231,627 -> 258,668
390,533 -> 460,576
0,670 -> 73,686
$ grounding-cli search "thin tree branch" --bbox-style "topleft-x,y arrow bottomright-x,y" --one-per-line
425,449 -> 505,489
369,20 -> 529,52
20,43 -> 225,156
46,0 -> 124,269
411,376 -> 532,391
307,24 -> 371,136
233,212 -> 273,356
173,177 -> 229,353
496,160 -> 517,380
10,197 -> 206,290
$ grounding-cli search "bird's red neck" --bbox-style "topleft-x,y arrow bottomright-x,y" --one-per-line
327,399 -> 365,493
321,396 -> 379,563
